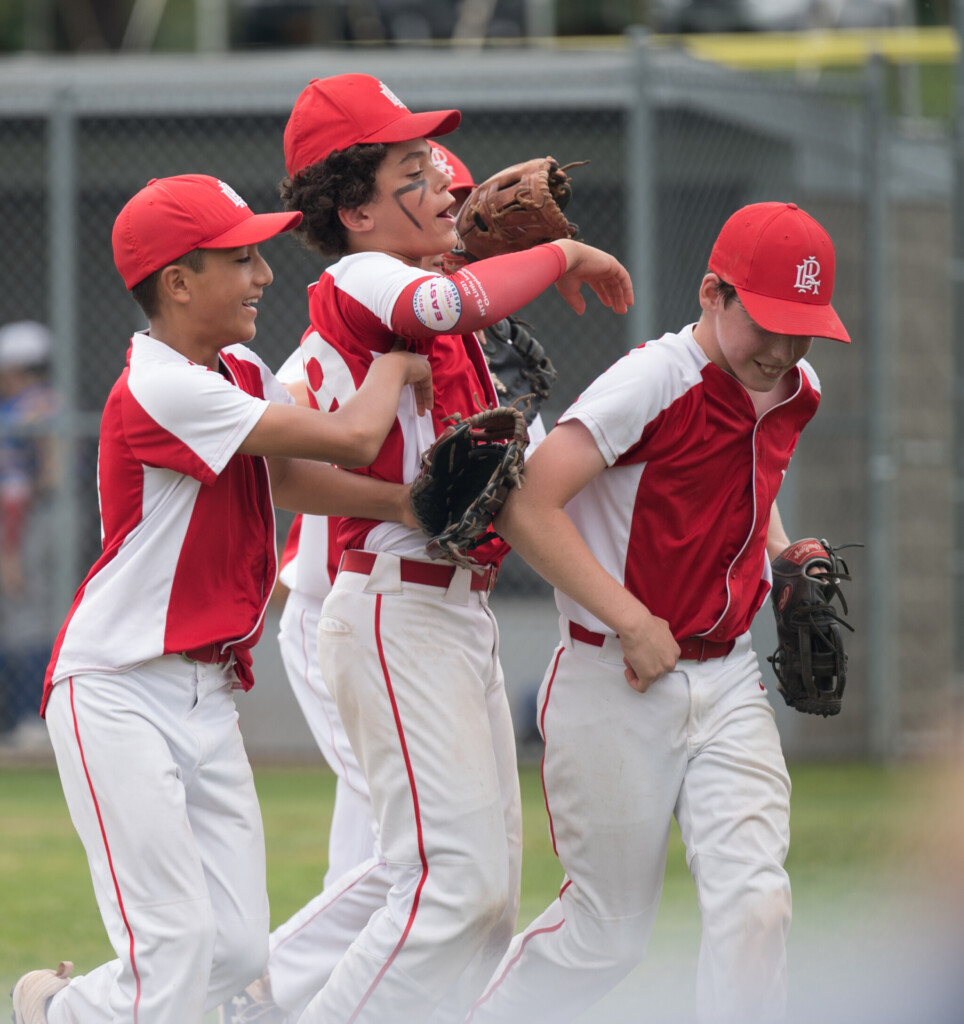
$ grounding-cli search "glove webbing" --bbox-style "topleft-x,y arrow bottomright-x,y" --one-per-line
786,601 -> 853,696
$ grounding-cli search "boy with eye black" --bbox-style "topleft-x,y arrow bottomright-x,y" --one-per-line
276,73 -> 634,1024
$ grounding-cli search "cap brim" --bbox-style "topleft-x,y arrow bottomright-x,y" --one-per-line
362,109 -> 461,146
203,210 -> 303,250
737,287 -> 851,344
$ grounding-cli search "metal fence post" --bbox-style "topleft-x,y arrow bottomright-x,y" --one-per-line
951,0 -> 964,734
864,52 -> 898,759
47,94 -> 81,624
626,26 -> 656,354
196,0 -> 230,52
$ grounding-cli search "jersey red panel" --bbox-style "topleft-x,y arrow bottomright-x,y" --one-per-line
558,325 -> 820,641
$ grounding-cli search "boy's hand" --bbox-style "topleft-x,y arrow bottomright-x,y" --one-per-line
385,350 -> 434,416
618,613 -> 680,693
407,356 -> 433,416
398,482 -> 418,529
552,240 -> 634,316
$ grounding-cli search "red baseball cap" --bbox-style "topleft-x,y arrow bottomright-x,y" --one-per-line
708,202 -> 850,343
283,74 -> 461,178
429,140 -> 475,195
112,174 -> 303,289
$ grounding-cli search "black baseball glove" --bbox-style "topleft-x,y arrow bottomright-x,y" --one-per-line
479,317 -> 557,425
767,538 -> 859,717
410,407 -> 529,569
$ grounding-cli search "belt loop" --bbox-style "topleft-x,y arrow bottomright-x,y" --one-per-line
363,552 -> 402,594
442,565 -> 473,605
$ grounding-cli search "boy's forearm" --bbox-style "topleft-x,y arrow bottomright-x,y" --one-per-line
766,500 -> 792,561
272,460 -> 411,522
497,489 -> 681,692
497,498 -> 649,639
330,355 -> 414,466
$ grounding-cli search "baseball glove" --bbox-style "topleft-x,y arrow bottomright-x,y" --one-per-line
479,316 -> 557,425
453,156 -> 587,262
766,538 -> 859,717
410,407 -> 529,569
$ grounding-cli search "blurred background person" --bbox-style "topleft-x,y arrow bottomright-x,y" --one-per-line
0,320 -> 61,747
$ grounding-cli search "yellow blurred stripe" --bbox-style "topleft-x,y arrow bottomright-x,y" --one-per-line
646,26 -> 959,69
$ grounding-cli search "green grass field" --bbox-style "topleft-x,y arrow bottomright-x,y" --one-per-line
2,758 -> 962,1022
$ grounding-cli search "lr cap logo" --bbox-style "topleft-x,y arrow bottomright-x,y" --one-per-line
218,180 -> 248,209
431,147 -> 455,178
794,257 -> 821,295
379,81 -> 407,109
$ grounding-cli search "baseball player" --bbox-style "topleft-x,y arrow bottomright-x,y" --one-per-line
10,173 -> 433,1024
221,139 -> 561,1023
468,202 -> 852,1024
220,141 -> 481,1024
271,73 -> 632,1024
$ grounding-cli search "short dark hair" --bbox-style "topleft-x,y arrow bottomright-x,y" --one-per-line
130,249 -> 205,318
714,277 -> 738,307
279,143 -> 388,258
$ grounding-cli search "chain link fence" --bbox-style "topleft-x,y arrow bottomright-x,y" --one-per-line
0,40 -> 953,758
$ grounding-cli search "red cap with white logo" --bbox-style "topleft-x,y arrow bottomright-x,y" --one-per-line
428,140 -> 475,195
112,174 -> 302,289
284,74 -> 461,178
708,202 -> 850,343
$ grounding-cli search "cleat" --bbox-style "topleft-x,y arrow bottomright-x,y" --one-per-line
11,961 -> 73,1024
218,975 -> 287,1023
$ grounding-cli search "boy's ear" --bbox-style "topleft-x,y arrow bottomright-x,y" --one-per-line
698,273 -> 723,311
338,205 -> 375,235
157,264 -> 192,306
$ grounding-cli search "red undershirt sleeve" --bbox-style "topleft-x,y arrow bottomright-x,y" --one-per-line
390,243 -> 568,338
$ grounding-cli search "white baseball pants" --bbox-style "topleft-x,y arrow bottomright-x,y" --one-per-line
298,553 -> 523,1024
43,656 -> 269,1024
266,591 -> 391,1019
469,627 -> 791,1024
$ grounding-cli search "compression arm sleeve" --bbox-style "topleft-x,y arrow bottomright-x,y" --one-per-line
391,243 -> 568,338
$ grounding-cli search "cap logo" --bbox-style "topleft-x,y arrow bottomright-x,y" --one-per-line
794,257 -> 821,295
378,81 -> 407,110
218,180 -> 248,209
430,147 -> 455,177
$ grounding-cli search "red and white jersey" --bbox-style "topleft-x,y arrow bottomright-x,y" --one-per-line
558,324 -> 820,642
42,332 -> 292,711
302,250 -> 509,566
274,347 -> 338,600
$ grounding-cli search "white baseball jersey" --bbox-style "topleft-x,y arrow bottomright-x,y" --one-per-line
274,347 -> 337,600
42,332 -> 292,710
302,249 -> 508,566
557,323 -> 820,639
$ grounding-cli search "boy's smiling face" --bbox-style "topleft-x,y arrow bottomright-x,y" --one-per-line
180,244 -> 273,352
696,274 -> 813,395
346,138 -> 457,265
715,295 -> 812,393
